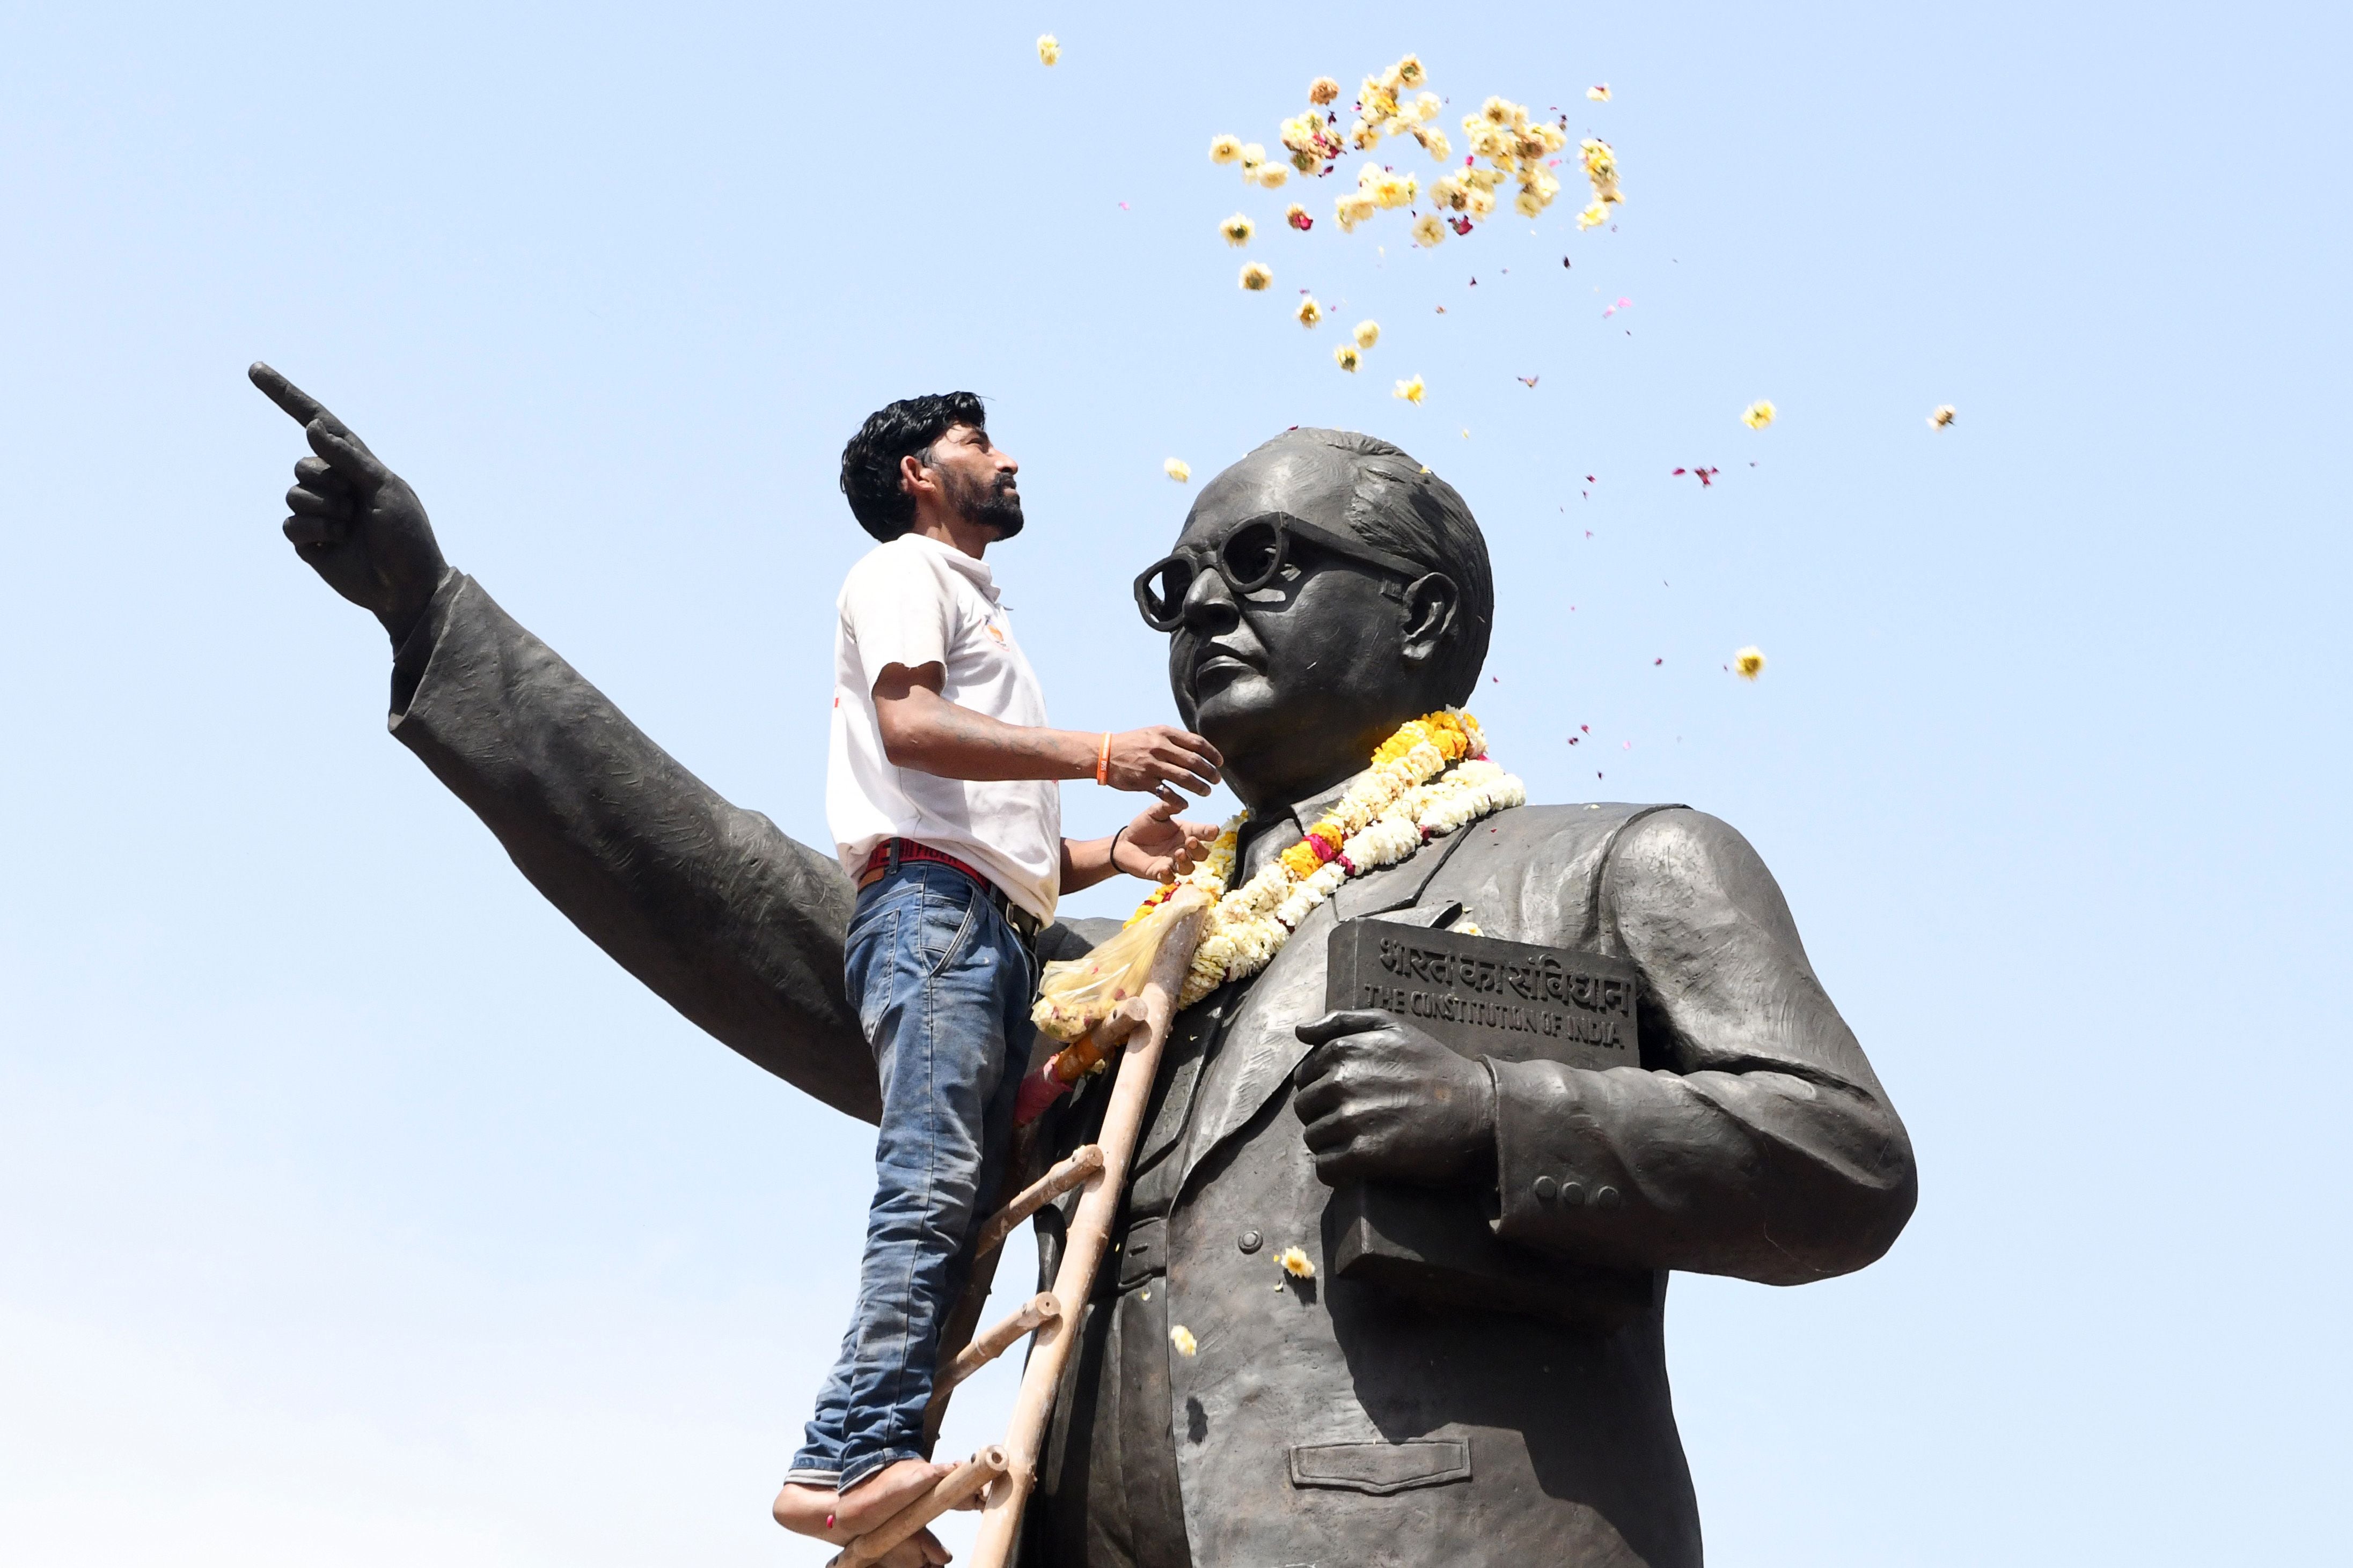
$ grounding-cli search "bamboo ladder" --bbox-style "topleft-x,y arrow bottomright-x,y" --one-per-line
828,902 -> 1206,1568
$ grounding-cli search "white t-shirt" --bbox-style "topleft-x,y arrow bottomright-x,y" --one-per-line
826,533 -> 1062,923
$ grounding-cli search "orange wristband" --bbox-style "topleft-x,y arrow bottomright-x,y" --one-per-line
1096,731 -> 1111,786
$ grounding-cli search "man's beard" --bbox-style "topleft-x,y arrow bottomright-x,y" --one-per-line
945,467 -> 1025,539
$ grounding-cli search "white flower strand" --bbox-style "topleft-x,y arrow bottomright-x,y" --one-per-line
1177,749 -> 1524,1008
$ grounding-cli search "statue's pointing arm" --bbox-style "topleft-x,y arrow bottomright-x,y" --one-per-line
1489,810 -> 1917,1284
388,575 -> 878,1122
250,364 -> 877,1124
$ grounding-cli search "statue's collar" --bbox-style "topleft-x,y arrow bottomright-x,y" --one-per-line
1237,767 -> 1374,881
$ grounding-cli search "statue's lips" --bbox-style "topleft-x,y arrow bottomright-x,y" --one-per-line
1190,649 -> 1258,691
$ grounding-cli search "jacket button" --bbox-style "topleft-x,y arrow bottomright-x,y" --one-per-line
1593,1185 -> 1623,1209
1558,1181 -> 1586,1207
1236,1228 -> 1263,1254
1532,1174 -> 1558,1201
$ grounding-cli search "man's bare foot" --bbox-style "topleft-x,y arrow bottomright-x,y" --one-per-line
771,1458 -> 950,1543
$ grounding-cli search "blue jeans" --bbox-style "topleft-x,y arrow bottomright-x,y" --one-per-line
786,861 -> 1036,1493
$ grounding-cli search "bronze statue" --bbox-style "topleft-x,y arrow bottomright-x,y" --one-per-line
253,364 -> 1916,1567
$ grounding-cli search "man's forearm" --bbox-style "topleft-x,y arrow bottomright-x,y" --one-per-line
1059,833 -> 1124,894
880,686 -> 1097,782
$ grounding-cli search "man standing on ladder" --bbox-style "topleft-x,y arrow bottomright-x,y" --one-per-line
770,393 -> 1221,1562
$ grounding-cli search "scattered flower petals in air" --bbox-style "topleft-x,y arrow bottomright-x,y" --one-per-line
1286,202 -> 1314,231
1170,1324 -> 1199,1356
1734,647 -> 1766,680
1577,201 -> 1609,230
1164,458 -> 1191,483
1587,83 -> 1611,101
1672,466 -> 1721,487
1220,213 -> 1255,247
1602,296 -> 1631,318
1240,261 -> 1273,291
1518,374 -> 1540,387
1412,212 -> 1447,247
1254,162 -> 1291,189
1335,344 -> 1361,371
1741,400 -> 1776,430
1394,374 -> 1427,404
1929,403 -> 1957,428
1036,34 -> 1060,66
1210,134 -> 1243,165
1295,296 -> 1323,328
1236,56 -> 1587,252
1239,142 -> 1267,172
1278,1246 -> 1317,1279
1353,319 -> 1381,349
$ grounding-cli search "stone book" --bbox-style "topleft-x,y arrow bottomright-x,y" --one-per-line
1323,918 -> 1655,1333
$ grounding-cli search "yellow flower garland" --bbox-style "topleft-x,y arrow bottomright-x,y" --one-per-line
1034,708 -> 1524,1041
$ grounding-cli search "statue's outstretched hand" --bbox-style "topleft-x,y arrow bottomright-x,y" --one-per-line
250,362 -> 450,645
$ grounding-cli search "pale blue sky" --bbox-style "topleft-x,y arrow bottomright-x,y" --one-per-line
3,4 -> 2347,1564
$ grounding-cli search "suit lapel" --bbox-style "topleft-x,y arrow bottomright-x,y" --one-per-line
1172,840 -> 1471,1191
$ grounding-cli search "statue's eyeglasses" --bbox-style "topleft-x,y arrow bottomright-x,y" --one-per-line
1133,514 -> 1426,631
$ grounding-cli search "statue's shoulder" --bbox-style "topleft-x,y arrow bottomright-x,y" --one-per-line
1479,799 -> 1691,861
1441,800 -> 1763,940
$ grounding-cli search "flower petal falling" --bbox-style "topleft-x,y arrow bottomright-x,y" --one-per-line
1164,458 -> 1191,483
1278,1246 -> 1317,1279
1239,261 -> 1273,291
1394,374 -> 1427,404
1741,400 -> 1777,430
1734,647 -> 1766,680
1929,404 -> 1957,428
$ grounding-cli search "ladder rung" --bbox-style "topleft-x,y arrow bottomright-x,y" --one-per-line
926,1293 -> 1059,1422
971,1144 -> 1103,1260
834,1445 -> 1008,1568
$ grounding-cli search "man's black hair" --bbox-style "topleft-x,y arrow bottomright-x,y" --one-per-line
840,392 -> 989,542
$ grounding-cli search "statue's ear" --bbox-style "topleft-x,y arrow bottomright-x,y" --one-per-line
1398,572 -> 1459,676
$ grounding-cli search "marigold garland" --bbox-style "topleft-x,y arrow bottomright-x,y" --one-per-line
1118,706 -> 1525,1011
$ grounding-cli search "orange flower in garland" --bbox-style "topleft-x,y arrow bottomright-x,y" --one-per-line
1037,706 -> 1524,1036
1280,711 -> 1481,879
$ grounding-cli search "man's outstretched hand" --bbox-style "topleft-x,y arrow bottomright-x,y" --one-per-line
1113,799 -> 1220,882
250,363 -> 450,646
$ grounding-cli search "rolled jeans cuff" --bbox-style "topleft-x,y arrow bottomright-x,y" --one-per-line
840,1445 -> 928,1494
781,1467 -> 842,1490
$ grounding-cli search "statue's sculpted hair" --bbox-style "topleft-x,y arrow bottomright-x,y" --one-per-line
840,391 -> 991,541
1248,428 -> 1494,703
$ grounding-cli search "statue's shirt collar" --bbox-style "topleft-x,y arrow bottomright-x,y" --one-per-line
1237,767 -> 1372,881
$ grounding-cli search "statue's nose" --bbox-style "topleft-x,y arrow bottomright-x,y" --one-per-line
1180,561 -> 1240,630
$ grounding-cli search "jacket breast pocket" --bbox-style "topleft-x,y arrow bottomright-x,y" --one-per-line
1286,1438 -> 1471,1496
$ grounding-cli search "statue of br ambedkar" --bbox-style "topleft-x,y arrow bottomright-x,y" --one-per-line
253,364 -> 1916,1568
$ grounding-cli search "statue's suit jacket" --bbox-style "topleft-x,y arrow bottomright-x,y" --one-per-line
387,577 -> 1917,1568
